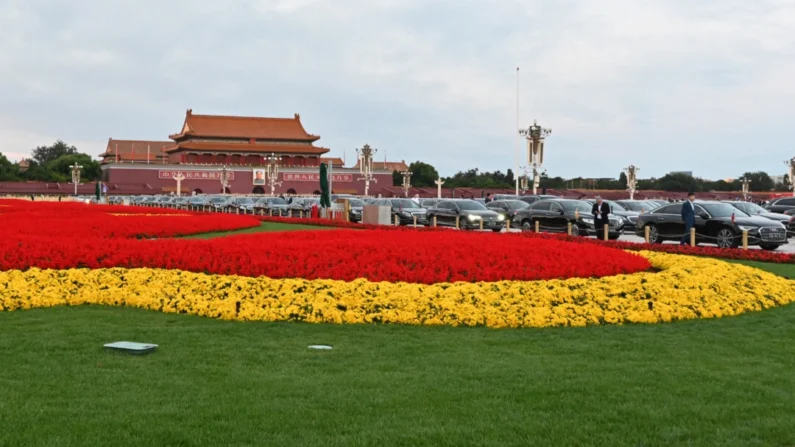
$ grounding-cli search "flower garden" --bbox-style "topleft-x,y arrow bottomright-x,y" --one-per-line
2,199 -> 794,327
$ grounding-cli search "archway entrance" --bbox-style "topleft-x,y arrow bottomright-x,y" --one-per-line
252,186 -> 265,194
193,188 -> 203,195
312,190 -> 321,195
286,188 -> 297,194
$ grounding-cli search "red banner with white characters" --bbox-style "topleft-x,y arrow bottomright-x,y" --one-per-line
283,173 -> 353,182
158,170 -> 235,181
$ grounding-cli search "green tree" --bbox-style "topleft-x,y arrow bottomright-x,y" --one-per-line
392,170 -> 402,186
407,161 -> 439,187
31,140 -> 78,165
46,153 -> 102,182
618,172 -> 628,189
740,171 -> 774,192
0,153 -> 20,181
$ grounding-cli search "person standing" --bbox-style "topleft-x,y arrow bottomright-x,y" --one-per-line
485,193 -> 494,203
592,195 -> 610,239
680,192 -> 696,245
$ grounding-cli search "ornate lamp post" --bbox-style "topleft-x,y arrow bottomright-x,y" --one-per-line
70,163 -> 83,196
739,177 -> 751,201
519,120 -> 552,195
356,144 -> 377,197
624,165 -> 639,200
434,177 -> 445,199
172,172 -> 186,196
265,153 -> 283,196
218,165 -> 231,194
401,170 -> 412,197
786,158 -> 795,197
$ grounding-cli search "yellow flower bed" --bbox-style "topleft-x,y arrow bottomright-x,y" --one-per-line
1,252 -> 793,328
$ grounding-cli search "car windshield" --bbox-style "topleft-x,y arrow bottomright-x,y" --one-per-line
267,198 -> 287,205
736,202 -> 765,214
605,200 -> 628,211
561,201 -> 592,212
210,198 -> 227,203
457,200 -> 488,211
237,198 -> 254,205
621,202 -> 650,212
348,199 -> 364,207
391,199 -> 418,208
505,200 -> 529,209
702,203 -> 749,218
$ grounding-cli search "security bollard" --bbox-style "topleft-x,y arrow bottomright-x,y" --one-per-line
603,224 -> 609,241
535,220 -> 540,233
413,215 -> 417,228
567,222 -> 572,235
506,219 -> 511,230
455,216 -> 460,229
300,210 -> 304,219
742,230 -> 748,249
433,216 -> 437,227
479,219 -> 484,231
690,228 -> 696,247
269,209 -> 273,217
394,215 -> 399,226
644,226 -> 650,243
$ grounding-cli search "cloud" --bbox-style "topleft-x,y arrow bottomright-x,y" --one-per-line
0,0 -> 793,180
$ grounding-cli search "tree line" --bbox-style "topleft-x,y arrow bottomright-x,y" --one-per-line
392,162 -> 791,193
0,140 -> 101,182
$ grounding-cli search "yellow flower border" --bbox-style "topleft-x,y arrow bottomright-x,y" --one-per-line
1,252 -> 793,328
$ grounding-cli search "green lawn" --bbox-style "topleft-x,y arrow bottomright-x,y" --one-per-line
182,221 -> 334,239
731,260 -> 795,279
1,305 -> 794,447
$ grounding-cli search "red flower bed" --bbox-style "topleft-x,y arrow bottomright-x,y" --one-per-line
0,200 -> 260,238
256,216 -> 795,264
0,201 -> 651,283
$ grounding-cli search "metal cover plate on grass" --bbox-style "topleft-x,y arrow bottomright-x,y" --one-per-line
104,341 -> 158,355
308,345 -> 332,350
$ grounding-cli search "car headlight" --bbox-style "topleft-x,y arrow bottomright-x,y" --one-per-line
582,218 -> 594,224
737,225 -> 759,233
497,214 -> 505,221
468,215 -> 482,221
400,211 -> 411,217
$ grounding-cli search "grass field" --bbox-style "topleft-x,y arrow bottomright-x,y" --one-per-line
731,259 -> 795,279
1,304 -> 794,447
182,221 -> 334,239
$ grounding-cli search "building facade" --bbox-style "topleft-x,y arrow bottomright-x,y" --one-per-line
101,110 -> 393,195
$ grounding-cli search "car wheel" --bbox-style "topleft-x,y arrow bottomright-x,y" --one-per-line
570,223 -> 580,237
492,228 -> 502,233
760,244 -> 780,251
521,219 -> 533,232
716,227 -> 738,249
646,224 -> 662,244
608,234 -> 621,241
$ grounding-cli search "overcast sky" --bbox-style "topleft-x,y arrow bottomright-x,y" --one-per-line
1,0 -> 794,179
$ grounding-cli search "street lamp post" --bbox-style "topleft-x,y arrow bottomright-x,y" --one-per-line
400,170 -> 412,197
434,177 -> 445,199
218,165 -> 231,194
70,163 -> 83,196
786,158 -> 795,197
356,144 -> 377,197
265,153 -> 283,196
519,120 -> 551,195
173,172 -> 185,196
740,177 -> 751,201
624,165 -> 639,200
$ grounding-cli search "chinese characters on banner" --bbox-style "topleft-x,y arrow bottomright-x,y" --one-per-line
283,173 -> 353,182
158,171 -> 236,181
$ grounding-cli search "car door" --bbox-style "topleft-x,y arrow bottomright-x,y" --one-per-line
693,205 -> 710,241
529,201 -> 552,228
649,204 -> 681,238
548,202 -> 566,231
434,201 -> 453,225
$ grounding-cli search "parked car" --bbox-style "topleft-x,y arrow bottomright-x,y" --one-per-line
426,199 -> 504,231
765,197 -> 795,214
347,198 -> 365,222
635,201 -> 787,250
585,199 -> 640,233
226,197 -> 256,214
373,198 -> 428,225
615,200 -> 657,214
485,200 -> 530,224
287,197 -> 320,217
517,194 -> 557,205
187,196 -> 211,210
207,196 -> 232,212
513,199 -> 623,239
254,197 -> 290,216
726,201 -> 795,237
419,199 -> 440,209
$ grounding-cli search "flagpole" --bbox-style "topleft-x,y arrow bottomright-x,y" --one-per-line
515,67 -> 520,195
147,144 -> 150,164
115,143 -> 119,163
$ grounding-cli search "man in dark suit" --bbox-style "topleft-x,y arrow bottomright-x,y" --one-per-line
680,192 -> 696,245
592,195 -> 610,239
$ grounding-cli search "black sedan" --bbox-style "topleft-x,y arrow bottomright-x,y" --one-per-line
513,199 -> 623,239
765,197 -> 795,214
347,198 -> 365,222
426,199 -> 504,231
518,194 -> 557,205
373,198 -> 428,225
726,201 -> 794,237
614,200 -> 658,213
635,201 -> 787,250
485,199 -> 530,225
585,199 -> 640,233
